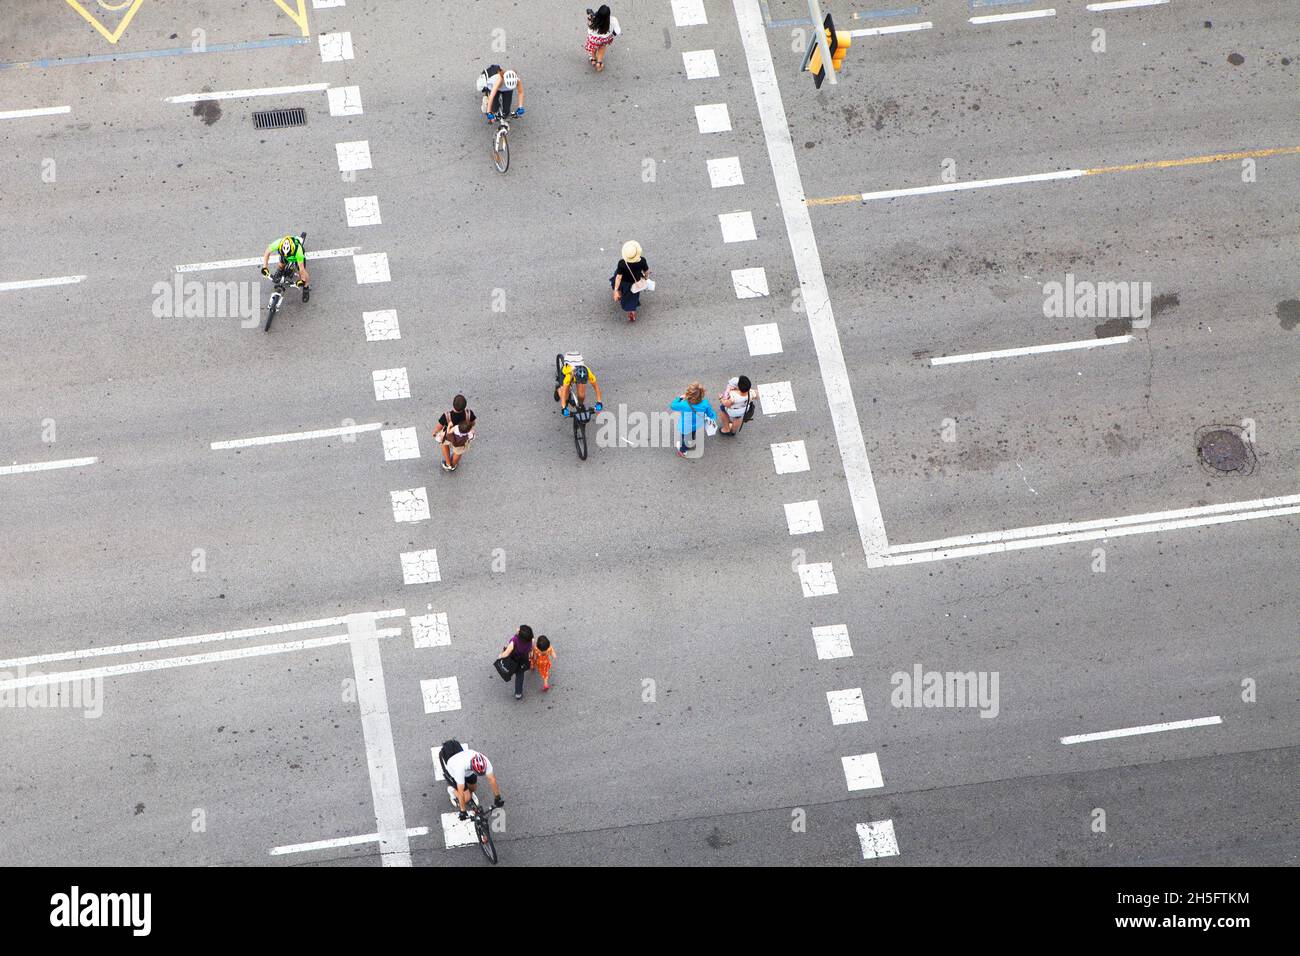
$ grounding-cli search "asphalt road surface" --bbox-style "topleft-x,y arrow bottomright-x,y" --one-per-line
0,0 -> 1296,868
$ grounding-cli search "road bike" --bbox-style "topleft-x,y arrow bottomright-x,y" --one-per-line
263,231 -> 307,332
555,353 -> 596,461
447,786 -> 498,864
487,108 -> 523,174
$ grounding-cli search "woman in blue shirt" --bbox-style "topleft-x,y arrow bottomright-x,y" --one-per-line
670,382 -> 717,458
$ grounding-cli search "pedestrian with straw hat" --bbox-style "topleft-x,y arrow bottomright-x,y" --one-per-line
610,239 -> 651,323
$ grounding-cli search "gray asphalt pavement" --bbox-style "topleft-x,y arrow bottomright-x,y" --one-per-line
0,0 -> 1295,868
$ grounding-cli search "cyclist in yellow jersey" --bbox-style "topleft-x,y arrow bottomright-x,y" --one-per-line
556,353 -> 603,416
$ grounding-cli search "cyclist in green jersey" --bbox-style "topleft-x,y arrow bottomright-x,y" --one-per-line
261,234 -> 311,302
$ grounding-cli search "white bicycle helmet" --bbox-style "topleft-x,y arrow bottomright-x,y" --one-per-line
502,69 -> 519,91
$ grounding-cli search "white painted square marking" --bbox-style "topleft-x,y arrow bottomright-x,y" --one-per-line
842,753 -> 884,791
856,820 -> 899,859
318,32 -> 354,62
363,309 -> 400,341
345,195 -> 382,227
785,500 -> 824,535
771,440 -> 809,474
390,487 -> 430,523
400,549 -> 441,585
744,323 -> 782,356
719,211 -> 756,243
827,688 -> 868,725
707,156 -> 744,188
695,103 -> 731,133
335,140 -> 372,172
327,85 -> 364,116
440,811 -> 476,848
731,266 -> 768,298
412,612 -> 451,649
812,624 -> 853,660
682,49 -> 719,79
381,427 -> 420,461
313,0 -> 346,8
372,367 -> 410,401
353,252 -> 391,284
758,381 -> 795,415
421,676 -> 461,713
798,562 -> 838,597
672,0 -> 708,26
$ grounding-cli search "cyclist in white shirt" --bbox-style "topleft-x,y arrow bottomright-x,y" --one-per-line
477,65 -> 525,119
438,739 -> 504,819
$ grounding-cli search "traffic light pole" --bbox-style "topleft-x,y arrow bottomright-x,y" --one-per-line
808,0 -> 837,85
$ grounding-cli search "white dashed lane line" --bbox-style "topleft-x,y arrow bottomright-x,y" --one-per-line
363,309 -> 401,341
682,49 -> 720,79
0,274 -> 85,292
695,103 -> 731,133
318,32 -> 355,62
708,156 -> 744,188
345,195 -> 382,227
859,169 -> 1082,203
848,21 -> 932,38
353,252 -> 391,283
209,422 -> 382,449
270,826 -> 428,857
175,247 -> 357,273
842,752 -> 884,791
931,334 -> 1133,365
811,624 -> 852,660
969,8 -> 1056,25
164,84 -> 328,103
0,105 -> 71,120
1061,715 -> 1223,745
0,456 -> 96,476
336,140 -> 372,172
328,86 -> 364,116
744,323 -> 782,356
1087,0 -> 1168,9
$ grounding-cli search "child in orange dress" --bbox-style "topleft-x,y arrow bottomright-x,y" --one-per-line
530,635 -> 556,692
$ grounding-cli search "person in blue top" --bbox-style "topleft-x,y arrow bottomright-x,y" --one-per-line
670,381 -> 717,459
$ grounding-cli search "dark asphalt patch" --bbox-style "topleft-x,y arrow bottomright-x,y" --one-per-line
1228,52 -> 1246,66
192,100 -> 221,126
1278,299 -> 1300,331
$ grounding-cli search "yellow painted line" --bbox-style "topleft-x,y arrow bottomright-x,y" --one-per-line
1085,145 -> 1300,175
273,0 -> 310,37
64,0 -> 145,44
806,145 -> 1300,206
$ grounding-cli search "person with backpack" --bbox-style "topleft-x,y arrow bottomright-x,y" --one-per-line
433,394 -> 476,472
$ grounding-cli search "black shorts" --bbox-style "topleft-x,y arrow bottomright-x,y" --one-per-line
490,89 -> 513,116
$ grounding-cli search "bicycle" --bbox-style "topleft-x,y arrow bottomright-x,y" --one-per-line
447,785 -> 498,864
262,231 -> 307,332
555,353 -> 598,461
486,108 -> 523,174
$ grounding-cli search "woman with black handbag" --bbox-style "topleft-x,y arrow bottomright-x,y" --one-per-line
496,626 -> 535,701
718,375 -> 758,436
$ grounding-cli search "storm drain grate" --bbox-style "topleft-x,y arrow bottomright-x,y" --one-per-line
1195,425 -> 1256,476
253,107 -> 306,130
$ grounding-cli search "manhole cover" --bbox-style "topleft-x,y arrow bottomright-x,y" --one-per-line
253,107 -> 306,130
1195,426 -> 1256,475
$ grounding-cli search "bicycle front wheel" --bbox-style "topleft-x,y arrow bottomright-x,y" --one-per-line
477,817 -> 498,863
573,418 -> 588,461
493,129 -> 509,173
264,294 -> 279,332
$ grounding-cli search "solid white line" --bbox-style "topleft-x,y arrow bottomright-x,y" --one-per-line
877,498 -> 1300,566
210,422 -> 383,449
269,826 -> 428,856
0,275 -> 86,292
0,106 -> 70,120
164,83 -> 329,104
735,0 -> 889,562
0,456 -> 96,476
0,629 -> 402,690
347,614 -> 412,867
931,334 -> 1132,365
848,21 -> 932,37
0,609 -> 406,669
862,169 -> 1082,202
174,247 -> 358,273
1061,716 -> 1222,745
970,9 -> 1056,24
1087,0 -> 1168,10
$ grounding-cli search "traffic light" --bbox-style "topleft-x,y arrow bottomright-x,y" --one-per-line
804,13 -> 852,89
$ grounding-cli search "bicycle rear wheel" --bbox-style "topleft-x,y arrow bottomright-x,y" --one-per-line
493,128 -> 509,173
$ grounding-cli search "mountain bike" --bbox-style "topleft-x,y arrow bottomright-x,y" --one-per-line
263,231 -> 307,332
447,786 -> 498,864
487,108 -> 523,174
555,353 -> 596,460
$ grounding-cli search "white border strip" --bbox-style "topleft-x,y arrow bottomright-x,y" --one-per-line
862,170 -> 1082,202
1062,715 -> 1221,745
0,275 -> 86,292
1087,0 -> 1168,10
175,247 -> 358,273
735,0 -> 889,561
0,456 -> 96,476
210,422 -> 383,449
270,826 -> 428,856
0,629 -> 402,690
932,334 -> 1132,365
0,105 -> 71,120
970,9 -> 1056,24
164,83 -> 329,104
848,21 -> 932,37
0,609 -> 406,669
